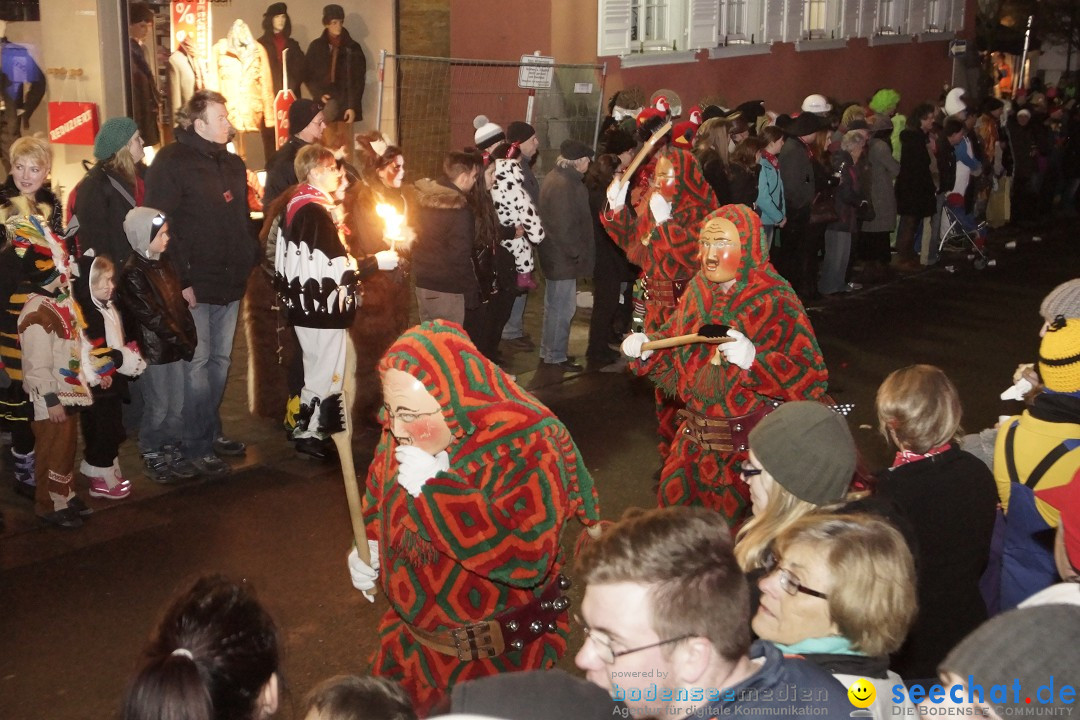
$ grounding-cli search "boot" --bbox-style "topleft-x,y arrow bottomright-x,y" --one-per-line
291,398 -> 321,440
83,459 -> 131,500
12,449 -> 35,500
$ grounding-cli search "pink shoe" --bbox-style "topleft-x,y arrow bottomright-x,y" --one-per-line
89,475 -> 131,500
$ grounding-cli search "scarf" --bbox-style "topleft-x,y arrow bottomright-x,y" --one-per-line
774,636 -> 860,656
891,442 -> 952,468
761,150 -> 780,170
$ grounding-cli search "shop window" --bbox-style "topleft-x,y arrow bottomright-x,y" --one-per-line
0,0 -> 39,22
598,0 -> 728,57
803,0 -> 841,39
876,0 -> 911,34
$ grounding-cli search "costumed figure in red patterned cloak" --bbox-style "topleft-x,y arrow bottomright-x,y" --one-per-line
346,320 -> 601,713
621,204 -> 828,528
601,144 -> 717,460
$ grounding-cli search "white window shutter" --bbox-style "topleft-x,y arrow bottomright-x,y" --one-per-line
843,0 -> 860,37
598,0 -> 633,56
948,0 -> 964,32
785,0 -> 804,42
908,0 -> 927,32
857,0 -> 875,36
764,0 -> 786,42
689,0 -> 721,49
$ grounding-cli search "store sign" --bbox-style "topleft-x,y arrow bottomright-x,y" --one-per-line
48,102 -> 100,145
171,0 -> 211,57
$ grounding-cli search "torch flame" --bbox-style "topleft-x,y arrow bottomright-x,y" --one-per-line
375,203 -> 404,247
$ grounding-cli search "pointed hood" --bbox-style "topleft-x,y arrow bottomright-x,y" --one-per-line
124,207 -> 167,259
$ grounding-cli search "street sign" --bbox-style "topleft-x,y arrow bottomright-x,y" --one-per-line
949,39 -> 968,58
518,54 -> 554,90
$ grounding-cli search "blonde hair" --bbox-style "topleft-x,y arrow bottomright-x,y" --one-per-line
10,136 -> 51,171
693,117 -> 731,165
734,482 -> 819,571
773,512 -> 918,656
841,104 -> 866,128
876,364 -> 963,452
295,144 -> 336,184
104,144 -> 138,186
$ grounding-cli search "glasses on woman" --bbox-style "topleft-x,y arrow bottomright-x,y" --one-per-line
574,614 -> 691,665
382,405 -> 440,424
740,461 -> 762,478
762,553 -> 829,600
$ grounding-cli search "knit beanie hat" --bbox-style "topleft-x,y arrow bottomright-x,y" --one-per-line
560,139 -> 594,161
1038,318 -> 1080,393
93,117 -> 138,161
288,99 -> 323,136
940,605 -> 1080,714
1040,279 -> 1080,324
322,3 -> 344,24
473,115 -> 505,151
506,121 -> 535,144
748,401 -> 856,505
945,87 -> 968,117
869,89 -> 901,115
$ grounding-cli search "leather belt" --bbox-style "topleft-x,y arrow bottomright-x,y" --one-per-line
644,276 -> 690,308
404,574 -> 572,662
677,399 -> 783,453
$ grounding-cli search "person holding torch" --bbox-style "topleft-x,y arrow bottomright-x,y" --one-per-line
273,144 -> 398,454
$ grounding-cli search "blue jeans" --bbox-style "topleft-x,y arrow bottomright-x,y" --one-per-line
139,361 -> 185,452
540,278 -> 577,363
182,301 -> 239,457
818,230 -> 851,295
502,294 -> 527,340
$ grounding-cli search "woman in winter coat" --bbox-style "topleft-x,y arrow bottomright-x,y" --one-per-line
819,131 -> 868,296
692,117 -> 733,204
859,117 -> 900,283
894,103 -> 937,270
73,117 -> 145,265
0,136 -> 63,500
756,126 -> 786,246
728,136 -> 764,208
412,151 -> 482,325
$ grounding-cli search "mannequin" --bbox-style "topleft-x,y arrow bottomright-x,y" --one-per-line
0,18 -> 45,174
128,2 -> 161,146
208,19 -> 274,158
167,32 -> 205,117
304,4 -> 366,164
257,3 -> 304,160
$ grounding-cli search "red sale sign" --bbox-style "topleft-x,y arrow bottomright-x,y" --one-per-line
170,0 -> 210,56
48,101 -> 100,145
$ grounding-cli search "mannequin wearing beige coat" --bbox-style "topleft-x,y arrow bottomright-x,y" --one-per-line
208,20 -> 275,134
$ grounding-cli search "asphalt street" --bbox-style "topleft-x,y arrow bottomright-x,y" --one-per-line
1,224 -> 1076,719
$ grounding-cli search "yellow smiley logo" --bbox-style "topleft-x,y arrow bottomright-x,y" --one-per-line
848,678 -> 876,708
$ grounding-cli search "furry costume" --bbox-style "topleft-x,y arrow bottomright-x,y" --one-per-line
631,205 -> 827,526
601,147 -> 717,457
363,321 -> 600,713
491,158 -> 544,274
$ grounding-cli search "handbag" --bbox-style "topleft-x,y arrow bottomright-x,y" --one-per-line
809,189 -> 838,225
856,198 -> 876,222
471,240 -> 500,303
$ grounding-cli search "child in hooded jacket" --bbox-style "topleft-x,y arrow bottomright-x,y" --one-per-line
72,252 -> 145,499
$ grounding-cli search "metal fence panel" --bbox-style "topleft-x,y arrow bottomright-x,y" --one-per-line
376,53 -> 606,181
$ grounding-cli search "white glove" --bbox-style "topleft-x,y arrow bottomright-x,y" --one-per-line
1000,377 -> 1033,402
118,346 -> 146,377
375,249 -> 400,271
606,178 -> 629,211
394,445 -> 450,497
347,540 -> 381,603
649,193 -> 672,225
721,328 -> 756,370
620,332 -> 653,361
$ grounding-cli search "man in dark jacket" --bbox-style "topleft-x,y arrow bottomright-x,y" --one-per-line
304,4 -> 365,161
777,112 -> 827,299
538,140 -> 594,373
262,98 -> 326,211
143,90 -> 259,477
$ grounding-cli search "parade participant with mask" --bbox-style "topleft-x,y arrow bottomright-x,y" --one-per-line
603,146 -> 717,463
621,204 -> 827,526
347,321 -> 601,713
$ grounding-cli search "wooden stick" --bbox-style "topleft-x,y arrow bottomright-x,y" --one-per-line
621,120 -> 673,183
331,339 -> 377,594
641,333 -> 734,351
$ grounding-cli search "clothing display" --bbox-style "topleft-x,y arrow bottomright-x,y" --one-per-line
167,41 -> 206,117
208,20 -> 275,134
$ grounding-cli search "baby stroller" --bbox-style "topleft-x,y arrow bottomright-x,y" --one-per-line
938,199 -> 989,270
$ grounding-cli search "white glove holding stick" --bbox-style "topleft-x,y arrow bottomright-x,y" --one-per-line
347,539 -> 381,602
720,328 -> 756,370
620,332 -> 653,361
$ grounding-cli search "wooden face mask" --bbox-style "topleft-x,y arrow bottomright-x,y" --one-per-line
698,217 -> 742,283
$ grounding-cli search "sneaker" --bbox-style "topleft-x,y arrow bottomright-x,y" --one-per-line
66,495 -> 94,517
163,445 -> 200,479
142,450 -> 177,484
191,454 -> 231,477
39,507 -> 83,529
213,436 -> 247,457
844,281 -> 863,292
89,476 -> 131,500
